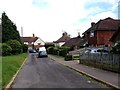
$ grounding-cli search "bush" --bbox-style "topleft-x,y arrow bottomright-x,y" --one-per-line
59,47 -> 70,57
2,43 -> 12,56
111,41 -> 120,54
47,47 -> 54,54
47,46 -> 70,57
22,44 -> 28,53
65,54 -> 72,61
6,40 -> 22,55
45,43 -> 55,50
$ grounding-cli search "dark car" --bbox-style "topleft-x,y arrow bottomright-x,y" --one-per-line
29,49 -> 36,53
38,51 -> 48,58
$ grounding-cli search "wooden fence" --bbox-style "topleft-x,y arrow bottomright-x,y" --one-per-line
80,53 -> 120,73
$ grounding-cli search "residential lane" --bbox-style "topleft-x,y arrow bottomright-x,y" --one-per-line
11,53 -> 110,88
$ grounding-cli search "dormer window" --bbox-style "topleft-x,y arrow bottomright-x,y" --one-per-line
90,31 -> 94,37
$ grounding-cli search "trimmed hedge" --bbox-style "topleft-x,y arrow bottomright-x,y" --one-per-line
2,43 -> 12,56
47,46 -> 70,57
6,40 -> 22,55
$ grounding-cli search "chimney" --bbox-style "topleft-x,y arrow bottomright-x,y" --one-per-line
91,22 -> 95,27
77,32 -> 80,38
33,34 -> 35,37
62,32 -> 67,36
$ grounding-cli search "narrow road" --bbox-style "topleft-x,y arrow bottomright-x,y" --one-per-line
11,53 -> 109,88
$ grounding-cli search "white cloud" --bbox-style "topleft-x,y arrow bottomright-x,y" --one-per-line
0,0 -> 118,42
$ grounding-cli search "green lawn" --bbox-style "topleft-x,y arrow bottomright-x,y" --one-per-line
2,53 -> 28,88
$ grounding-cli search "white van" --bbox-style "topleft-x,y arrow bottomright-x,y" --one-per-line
38,47 -> 48,57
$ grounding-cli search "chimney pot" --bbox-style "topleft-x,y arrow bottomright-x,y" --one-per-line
33,34 -> 35,37
91,22 -> 95,27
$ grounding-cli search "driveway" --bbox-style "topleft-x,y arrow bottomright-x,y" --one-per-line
11,53 -> 109,88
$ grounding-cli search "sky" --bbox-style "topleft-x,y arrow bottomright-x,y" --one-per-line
0,0 -> 119,42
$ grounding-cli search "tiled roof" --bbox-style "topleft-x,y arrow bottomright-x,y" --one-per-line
109,27 -> 120,42
54,32 -> 71,43
63,36 -> 81,47
84,17 -> 120,34
21,37 -> 38,43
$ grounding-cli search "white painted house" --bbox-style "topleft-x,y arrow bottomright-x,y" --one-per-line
21,34 -> 45,49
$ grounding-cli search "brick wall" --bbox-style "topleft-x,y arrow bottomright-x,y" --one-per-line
96,30 -> 115,46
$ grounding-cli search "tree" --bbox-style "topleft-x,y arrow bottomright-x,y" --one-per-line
2,12 -> 21,43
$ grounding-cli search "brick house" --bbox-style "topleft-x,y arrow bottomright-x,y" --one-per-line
82,17 -> 120,47
21,34 -> 45,49
109,27 -> 120,44
53,32 -> 71,47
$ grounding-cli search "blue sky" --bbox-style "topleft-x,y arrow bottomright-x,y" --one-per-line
0,0 -> 119,42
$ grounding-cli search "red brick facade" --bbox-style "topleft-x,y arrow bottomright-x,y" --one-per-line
83,17 -> 120,47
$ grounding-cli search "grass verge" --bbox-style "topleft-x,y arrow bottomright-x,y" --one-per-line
2,53 -> 28,88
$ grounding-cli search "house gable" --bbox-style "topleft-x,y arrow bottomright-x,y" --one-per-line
82,17 -> 120,46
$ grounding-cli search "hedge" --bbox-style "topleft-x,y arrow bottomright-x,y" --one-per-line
47,46 -> 70,57
2,43 -> 12,56
6,40 -> 22,55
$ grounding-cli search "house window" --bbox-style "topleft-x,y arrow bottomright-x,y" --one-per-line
38,43 -> 41,45
90,31 -> 94,37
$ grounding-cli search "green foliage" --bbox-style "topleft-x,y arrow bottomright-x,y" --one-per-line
2,43 -> 12,56
2,12 -> 21,43
6,40 -> 22,55
22,44 -> 28,53
47,47 -> 54,54
45,43 -> 55,50
65,54 -> 72,61
47,46 -> 70,57
0,43 -> 2,56
111,41 -> 120,54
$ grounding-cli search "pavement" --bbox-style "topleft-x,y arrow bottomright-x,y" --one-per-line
48,54 -> 120,90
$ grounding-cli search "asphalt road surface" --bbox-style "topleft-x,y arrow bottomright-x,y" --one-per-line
11,53 -> 110,89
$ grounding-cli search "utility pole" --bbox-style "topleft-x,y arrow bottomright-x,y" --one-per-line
21,27 -> 23,37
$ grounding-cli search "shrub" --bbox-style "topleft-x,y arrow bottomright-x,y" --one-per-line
6,40 -> 22,55
65,54 -> 72,61
45,43 -> 55,50
47,47 -> 54,54
47,46 -> 70,57
111,41 -> 120,54
59,47 -> 70,57
22,44 -> 28,53
2,43 -> 12,56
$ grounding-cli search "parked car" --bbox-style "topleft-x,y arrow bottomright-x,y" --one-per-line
84,48 -> 109,55
29,49 -> 36,53
38,51 -> 48,58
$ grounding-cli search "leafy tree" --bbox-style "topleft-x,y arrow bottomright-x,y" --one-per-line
6,40 -> 22,55
2,12 -> 21,43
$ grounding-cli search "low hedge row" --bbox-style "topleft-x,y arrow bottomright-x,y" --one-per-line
47,46 -> 70,57
0,40 -> 28,56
